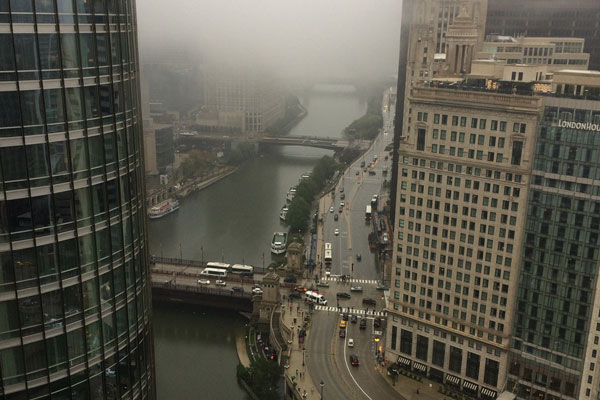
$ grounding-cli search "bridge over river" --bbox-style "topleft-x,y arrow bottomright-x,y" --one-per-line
178,133 -> 371,151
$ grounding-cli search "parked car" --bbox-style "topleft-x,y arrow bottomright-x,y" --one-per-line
215,280 -> 226,287
336,292 -> 351,299
362,298 -> 377,306
284,276 -> 297,283
348,338 -> 354,347
197,279 -> 210,285
350,355 -> 360,366
350,286 -> 363,292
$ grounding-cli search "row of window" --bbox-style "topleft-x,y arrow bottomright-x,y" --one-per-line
417,111 -> 528,135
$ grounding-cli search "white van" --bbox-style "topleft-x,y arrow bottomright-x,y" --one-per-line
305,291 -> 328,306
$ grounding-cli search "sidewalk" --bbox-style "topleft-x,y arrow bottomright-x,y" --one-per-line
377,367 -> 455,400
235,333 -> 251,368
281,298 -> 322,399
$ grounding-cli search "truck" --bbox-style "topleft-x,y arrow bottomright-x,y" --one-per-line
365,205 -> 372,219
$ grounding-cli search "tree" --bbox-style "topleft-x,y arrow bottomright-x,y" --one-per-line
245,358 -> 281,400
286,196 -> 311,231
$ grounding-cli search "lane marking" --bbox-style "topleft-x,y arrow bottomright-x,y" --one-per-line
343,327 -> 374,400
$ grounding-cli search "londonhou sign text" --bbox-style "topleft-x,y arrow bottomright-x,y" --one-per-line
557,120 -> 600,132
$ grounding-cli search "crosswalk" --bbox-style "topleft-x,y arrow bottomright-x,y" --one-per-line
321,277 -> 380,284
314,305 -> 387,317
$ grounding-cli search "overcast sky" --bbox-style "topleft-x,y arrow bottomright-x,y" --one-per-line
136,0 -> 402,82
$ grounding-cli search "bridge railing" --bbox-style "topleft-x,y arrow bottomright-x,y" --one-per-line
151,280 -> 253,299
150,256 -> 270,275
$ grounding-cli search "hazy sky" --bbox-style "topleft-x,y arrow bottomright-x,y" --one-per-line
136,0 -> 402,82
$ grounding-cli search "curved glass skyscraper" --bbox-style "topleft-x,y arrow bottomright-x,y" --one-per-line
0,0 -> 154,399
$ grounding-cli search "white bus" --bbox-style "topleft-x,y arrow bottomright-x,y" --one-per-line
206,262 -> 231,270
324,243 -> 332,263
200,268 -> 227,278
230,264 -> 254,275
305,291 -> 327,305
366,205 -> 372,219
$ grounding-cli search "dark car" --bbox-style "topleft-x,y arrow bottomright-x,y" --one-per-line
356,253 -> 361,261
350,315 -> 358,323
350,355 -> 360,366
362,298 -> 377,306
342,313 -> 349,321
368,170 -> 376,175
334,213 -> 339,221
340,193 -> 345,200
336,292 -> 351,299
374,317 -> 382,328
231,286 -> 244,292
359,318 -> 367,329
289,292 -> 301,299
339,329 -> 346,338
283,276 -> 297,283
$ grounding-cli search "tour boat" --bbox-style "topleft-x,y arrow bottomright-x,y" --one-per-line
280,205 -> 289,221
271,232 -> 288,254
286,187 -> 297,202
148,199 -> 180,219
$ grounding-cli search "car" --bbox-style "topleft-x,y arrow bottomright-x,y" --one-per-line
340,187 -> 344,193
252,287 -> 263,294
350,315 -> 358,323
376,284 -> 389,291
197,279 -> 211,285
329,206 -> 334,213
339,329 -> 346,338
348,338 -> 354,347
339,320 -> 347,328
289,292 -> 301,299
340,202 -> 345,208
338,207 -> 343,213
374,317 -> 382,328
356,253 -> 361,261
294,285 -> 308,293
360,161 -> 365,167
382,233 -> 389,243
317,281 -> 329,288
362,298 -> 377,306
359,318 -> 367,329
350,286 -> 363,292
342,313 -> 349,321
340,193 -> 345,200
215,280 -> 226,287
336,292 -> 351,299
350,355 -> 360,366
231,286 -> 243,292
334,214 -> 339,221
283,276 -> 297,283
368,170 -> 376,175
334,228 -> 340,236
355,170 -> 360,175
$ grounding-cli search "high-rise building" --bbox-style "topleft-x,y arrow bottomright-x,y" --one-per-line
0,1 -> 155,399
485,0 -> 600,70
507,70 -> 600,400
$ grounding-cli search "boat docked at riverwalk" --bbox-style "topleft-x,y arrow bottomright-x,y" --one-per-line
280,205 -> 289,221
148,199 -> 180,219
286,187 -> 297,202
271,232 -> 288,254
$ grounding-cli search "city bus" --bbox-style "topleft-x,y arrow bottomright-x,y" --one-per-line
200,268 -> 227,278
366,205 -> 372,219
230,264 -> 254,276
206,262 -> 231,271
324,243 -> 332,264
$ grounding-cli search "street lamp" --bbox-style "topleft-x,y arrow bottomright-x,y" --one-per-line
319,380 -> 324,399
302,348 -> 306,366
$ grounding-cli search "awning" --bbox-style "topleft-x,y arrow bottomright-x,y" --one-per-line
397,356 -> 411,366
413,362 -> 427,372
481,387 -> 498,398
445,374 -> 461,386
434,53 -> 446,61
463,380 -> 479,391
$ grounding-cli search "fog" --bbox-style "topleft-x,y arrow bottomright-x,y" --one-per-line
136,0 -> 402,82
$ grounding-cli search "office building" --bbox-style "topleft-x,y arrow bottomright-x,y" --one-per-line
0,1 -> 155,399
507,70 -> 600,400
386,80 -> 542,398
485,0 -> 600,70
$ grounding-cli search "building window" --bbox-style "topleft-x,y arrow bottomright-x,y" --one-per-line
416,335 -> 429,361
484,358 -> 499,386
401,329 -> 413,355
511,141 -> 523,166
449,346 -> 462,373
466,352 -> 480,380
432,340 -> 445,367
391,326 -> 398,351
417,128 -> 426,151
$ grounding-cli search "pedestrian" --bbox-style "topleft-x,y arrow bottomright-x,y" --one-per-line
416,388 -> 420,394
302,369 -> 305,378
296,369 -> 299,376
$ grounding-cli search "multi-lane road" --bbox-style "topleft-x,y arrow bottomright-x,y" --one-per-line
305,89 -> 402,400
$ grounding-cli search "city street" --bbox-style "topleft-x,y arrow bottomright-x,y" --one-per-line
304,89 -> 401,399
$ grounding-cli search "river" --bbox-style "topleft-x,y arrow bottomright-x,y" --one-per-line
149,84 -> 366,399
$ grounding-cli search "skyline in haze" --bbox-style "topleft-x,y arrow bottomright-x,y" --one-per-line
137,0 -> 402,82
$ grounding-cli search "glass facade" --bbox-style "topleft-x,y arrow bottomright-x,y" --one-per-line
509,103 -> 600,399
0,0 -> 154,399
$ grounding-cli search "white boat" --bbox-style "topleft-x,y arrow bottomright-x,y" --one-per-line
271,232 -> 288,254
280,205 -> 289,221
286,187 -> 297,202
148,199 -> 180,219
